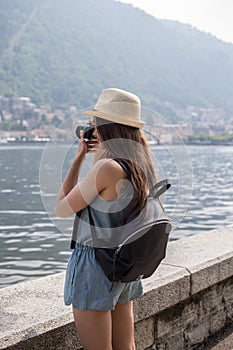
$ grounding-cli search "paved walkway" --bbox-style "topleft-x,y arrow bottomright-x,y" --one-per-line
204,324 -> 233,350
210,334 -> 233,350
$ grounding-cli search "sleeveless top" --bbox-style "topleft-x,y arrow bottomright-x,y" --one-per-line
71,181 -> 134,248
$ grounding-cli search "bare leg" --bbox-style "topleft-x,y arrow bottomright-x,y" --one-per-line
72,307 -> 113,350
111,301 -> 135,350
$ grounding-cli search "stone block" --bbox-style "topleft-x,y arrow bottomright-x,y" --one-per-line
166,332 -> 184,350
135,317 -> 155,350
202,285 -> 222,308
157,305 -> 185,338
182,299 -> 201,326
223,278 -> 233,303
222,279 -> 233,320
155,332 -> 184,350
135,264 -> 190,322
184,319 -> 210,348
210,309 -> 226,335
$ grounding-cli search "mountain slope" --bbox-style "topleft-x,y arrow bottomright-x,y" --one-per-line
0,0 -> 233,117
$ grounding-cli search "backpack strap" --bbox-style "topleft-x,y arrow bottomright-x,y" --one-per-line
149,179 -> 171,198
115,158 -> 171,199
113,158 -> 131,180
70,210 -> 82,249
87,205 -> 99,246
87,159 -> 131,247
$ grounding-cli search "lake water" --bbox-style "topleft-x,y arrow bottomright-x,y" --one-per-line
0,143 -> 233,288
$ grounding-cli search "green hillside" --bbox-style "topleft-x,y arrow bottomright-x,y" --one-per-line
0,0 -> 233,117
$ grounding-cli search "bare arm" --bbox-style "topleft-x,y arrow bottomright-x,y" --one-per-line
55,130 -> 127,218
55,133 -> 99,217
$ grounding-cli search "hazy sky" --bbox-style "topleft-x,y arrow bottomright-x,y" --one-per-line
118,0 -> 233,44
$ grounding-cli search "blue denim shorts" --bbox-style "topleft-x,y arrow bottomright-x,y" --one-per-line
64,243 -> 144,310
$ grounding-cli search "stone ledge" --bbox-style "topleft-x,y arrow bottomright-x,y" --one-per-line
0,273 -> 79,349
163,225 -> 233,294
135,264 -> 190,322
0,225 -> 233,349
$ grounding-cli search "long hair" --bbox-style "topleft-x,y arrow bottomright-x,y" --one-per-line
95,117 -> 157,216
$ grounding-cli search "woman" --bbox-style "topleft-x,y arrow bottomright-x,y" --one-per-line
55,88 -> 157,350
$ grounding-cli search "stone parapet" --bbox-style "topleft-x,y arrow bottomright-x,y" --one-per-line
1,225 -> 233,349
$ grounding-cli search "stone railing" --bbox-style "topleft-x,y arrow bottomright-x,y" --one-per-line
1,225 -> 233,350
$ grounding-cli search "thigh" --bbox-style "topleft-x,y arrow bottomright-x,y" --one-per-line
72,307 -> 112,350
111,301 -> 135,350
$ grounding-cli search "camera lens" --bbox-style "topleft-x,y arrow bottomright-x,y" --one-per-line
75,125 -> 83,138
75,125 -> 96,140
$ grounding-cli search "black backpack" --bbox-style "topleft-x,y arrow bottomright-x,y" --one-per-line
88,159 -> 172,283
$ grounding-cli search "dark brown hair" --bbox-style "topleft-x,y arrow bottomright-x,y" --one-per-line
96,117 -> 157,215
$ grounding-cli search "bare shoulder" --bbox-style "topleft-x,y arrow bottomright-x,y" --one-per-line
94,159 -> 126,180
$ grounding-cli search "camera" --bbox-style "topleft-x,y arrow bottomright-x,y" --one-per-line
75,120 -> 96,140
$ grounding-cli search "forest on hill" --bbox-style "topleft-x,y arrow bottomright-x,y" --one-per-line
0,0 -> 233,120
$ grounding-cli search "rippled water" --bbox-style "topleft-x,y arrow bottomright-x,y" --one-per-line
0,144 -> 233,288
173,146 -> 233,236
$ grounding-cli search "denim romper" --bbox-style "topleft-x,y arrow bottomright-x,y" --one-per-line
64,183 -> 144,310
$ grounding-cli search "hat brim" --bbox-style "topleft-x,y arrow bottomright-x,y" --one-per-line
82,110 -> 144,128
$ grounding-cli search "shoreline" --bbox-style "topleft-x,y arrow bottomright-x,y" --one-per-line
1,140 -> 233,146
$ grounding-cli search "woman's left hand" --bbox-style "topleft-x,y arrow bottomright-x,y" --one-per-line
75,130 -> 99,159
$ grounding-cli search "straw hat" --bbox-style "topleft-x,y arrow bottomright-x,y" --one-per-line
82,88 -> 144,128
